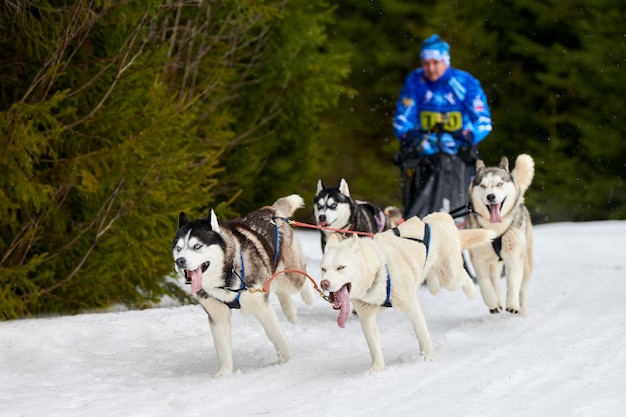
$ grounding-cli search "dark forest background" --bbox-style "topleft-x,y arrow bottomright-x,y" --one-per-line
1,0 -> 623,318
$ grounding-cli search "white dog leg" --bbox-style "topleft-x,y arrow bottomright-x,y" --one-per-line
355,304 -> 385,373
299,279 -> 316,306
197,297 -> 234,377
519,268 -> 532,315
519,248 -> 533,315
474,262 -> 502,313
402,302 -> 434,361
426,274 -> 441,295
461,271 -> 478,299
274,290 -> 298,324
505,256 -> 524,314
251,299 -> 292,363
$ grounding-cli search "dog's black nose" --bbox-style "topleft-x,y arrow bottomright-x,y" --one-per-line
487,193 -> 496,203
175,257 -> 187,268
319,214 -> 326,222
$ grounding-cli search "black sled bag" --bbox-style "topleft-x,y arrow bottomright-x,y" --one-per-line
403,153 -> 474,219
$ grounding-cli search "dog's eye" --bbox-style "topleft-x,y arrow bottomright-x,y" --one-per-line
497,182 -> 504,187
337,265 -> 345,271
193,243 -> 202,250
480,184 -> 487,189
329,203 -> 337,209
175,245 -> 181,252
321,267 -> 326,273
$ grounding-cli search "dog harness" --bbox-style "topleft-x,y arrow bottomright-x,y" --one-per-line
196,253 -> 246,309
458,202 -> 504,261
392,222 -> 431,260
376,223 -> 431,308
197,220 -> 283,309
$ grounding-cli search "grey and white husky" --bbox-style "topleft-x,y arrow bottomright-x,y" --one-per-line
172,194 -> 316,377
313,178 -> 398,252
467,154 -> 535,315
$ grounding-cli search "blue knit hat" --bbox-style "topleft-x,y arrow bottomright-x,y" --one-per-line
420,34 -> 450,67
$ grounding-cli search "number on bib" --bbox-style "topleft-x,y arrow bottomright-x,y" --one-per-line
420,111 -> 462,132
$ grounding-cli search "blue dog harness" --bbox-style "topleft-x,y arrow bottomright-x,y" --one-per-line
197,220 -> 283,309
380,223 -> 432,308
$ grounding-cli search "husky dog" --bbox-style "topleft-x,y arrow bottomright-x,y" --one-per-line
467,154 -> 535,315
172,195 -> 316,377
313,178 -> 397,251
319,213 -> 495,373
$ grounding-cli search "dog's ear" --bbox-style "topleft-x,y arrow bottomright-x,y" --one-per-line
178,212 -> 189,227
326,233 -> 340,249
208,209 -> 220,232
499,156 -> 510,171
475,159 -> 486,171
347,234 -> 360,250
316,179 -> 324,193
339,178 -> 350,197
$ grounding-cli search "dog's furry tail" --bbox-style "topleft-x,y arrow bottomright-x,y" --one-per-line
273,194 -> 305,218
511,154 -> 534,195
459,229 -> 497,250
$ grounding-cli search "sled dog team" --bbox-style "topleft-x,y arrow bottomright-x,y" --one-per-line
172,154 -> 535,376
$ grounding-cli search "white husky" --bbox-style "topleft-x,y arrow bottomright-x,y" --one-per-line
320,213 -> 495,373
467,154 -> 535,315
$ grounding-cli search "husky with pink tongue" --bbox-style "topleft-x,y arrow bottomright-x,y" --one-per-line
172,194 -> 316,378
467,154 -> 535,316
320,213 -> 495,373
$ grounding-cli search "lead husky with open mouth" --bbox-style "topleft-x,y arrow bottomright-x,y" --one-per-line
172,194 -> 316,377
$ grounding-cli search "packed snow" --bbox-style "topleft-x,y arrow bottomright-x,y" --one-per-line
2,221 -> 625,417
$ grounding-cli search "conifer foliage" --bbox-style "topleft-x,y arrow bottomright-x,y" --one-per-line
0,1 -> 349,318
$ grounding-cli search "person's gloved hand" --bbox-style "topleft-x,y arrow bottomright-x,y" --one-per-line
457,130 -> 474,145
402,129 -> 425,148
456,131 -> 479,165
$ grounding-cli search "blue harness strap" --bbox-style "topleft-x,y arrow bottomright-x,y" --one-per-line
382,222 -> 432,308
274,221 -> 280,263
235,253 -> 244,300
222,253 -> 245,309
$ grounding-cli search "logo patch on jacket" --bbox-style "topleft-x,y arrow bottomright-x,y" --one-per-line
402,97 -> 414,107
473,97 -> 485,112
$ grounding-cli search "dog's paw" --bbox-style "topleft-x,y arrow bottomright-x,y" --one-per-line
367,363 -> 385,374
213,368 -> 233,379
489,306 -> 502,314
506,307 -> 520,315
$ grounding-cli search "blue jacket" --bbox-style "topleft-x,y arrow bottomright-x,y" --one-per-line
393,67 -> 492,156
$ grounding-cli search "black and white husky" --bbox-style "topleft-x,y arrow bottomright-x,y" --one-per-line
313,178 -> 398,252
172,194 -> 316,377
467,154 -> 535,315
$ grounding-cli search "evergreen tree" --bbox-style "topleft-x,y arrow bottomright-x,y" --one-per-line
0,0 -> 349,319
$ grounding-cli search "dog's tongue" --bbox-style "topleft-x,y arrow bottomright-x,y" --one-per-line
488,203 -> 502,223
188,267 -> 204,297
333,285 -> 351,328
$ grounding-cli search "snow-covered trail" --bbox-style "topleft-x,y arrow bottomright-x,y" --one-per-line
1,222 -> 625,417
